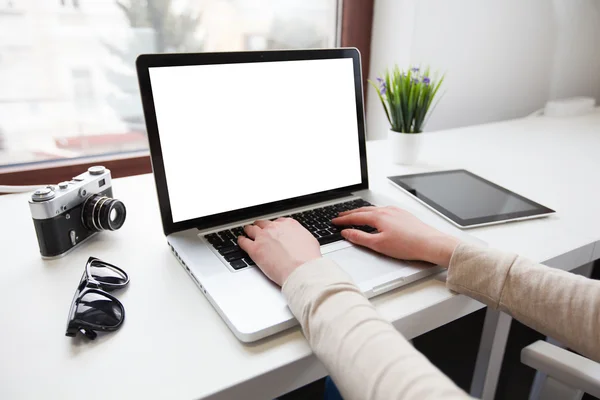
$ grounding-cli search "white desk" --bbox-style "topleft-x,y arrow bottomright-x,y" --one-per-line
1,111 -> 599,399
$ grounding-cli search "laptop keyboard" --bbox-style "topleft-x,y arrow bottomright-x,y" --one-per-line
203,199 -> 376,271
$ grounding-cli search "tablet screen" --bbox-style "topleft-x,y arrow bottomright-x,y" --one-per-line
388,170 -> 555,227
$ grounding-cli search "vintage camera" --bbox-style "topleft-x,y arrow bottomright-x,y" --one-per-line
28,166 -> 126,258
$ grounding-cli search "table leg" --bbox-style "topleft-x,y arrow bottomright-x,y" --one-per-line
470,308 -> 513,400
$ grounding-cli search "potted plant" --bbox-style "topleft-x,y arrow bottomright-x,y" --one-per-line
370,66 -> 444,164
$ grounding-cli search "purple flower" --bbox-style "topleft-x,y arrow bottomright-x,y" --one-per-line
422,76 -> 431,85
411,67 -> 420,73
376,77 -> 386,95
380,83 -> 387,95
412,78 -> 419,84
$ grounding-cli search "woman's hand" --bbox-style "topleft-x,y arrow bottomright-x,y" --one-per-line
237,218 -> 322,286
333,206 -> 460,267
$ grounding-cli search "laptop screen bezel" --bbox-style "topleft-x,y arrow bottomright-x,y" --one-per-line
136,49 -> 369,236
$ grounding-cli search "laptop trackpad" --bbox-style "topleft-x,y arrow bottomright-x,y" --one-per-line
324,246 -> 416,289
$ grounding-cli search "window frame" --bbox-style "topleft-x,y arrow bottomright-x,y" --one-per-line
0,0 -> 374,187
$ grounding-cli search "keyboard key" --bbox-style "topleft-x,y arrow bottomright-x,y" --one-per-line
218,246 -> 240,256
225,252 -> 244,261
230,260 -> 247,270
205,233 -> 220,244
318,233 -> 343,246
314,223 -> 327,230
244,257 -> 256,266
219,233 -> 235,242
335,204 -> 351,212
315,229 -> 331,237
311,231 -> 320,238
213,240 -> 231,249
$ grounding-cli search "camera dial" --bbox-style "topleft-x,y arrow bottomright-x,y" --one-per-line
88,166 -> 106,175
32,187 -> 55,202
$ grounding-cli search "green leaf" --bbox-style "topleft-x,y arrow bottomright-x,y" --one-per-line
422,90 -> 445,129
428,74 -> 445,109
414,89 -> 430,133
399,71 -> 410,132
385,70 -> 401,131
368,79 -> 392,128
407,79 -> 420,132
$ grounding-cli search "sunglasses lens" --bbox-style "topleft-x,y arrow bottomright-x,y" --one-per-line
89,260 -> 128,286
75,291 -> 124,328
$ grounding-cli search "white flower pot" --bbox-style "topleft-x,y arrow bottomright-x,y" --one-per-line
389,130 -> 423,165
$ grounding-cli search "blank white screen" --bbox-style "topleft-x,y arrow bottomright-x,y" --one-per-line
149,58 -> 362,223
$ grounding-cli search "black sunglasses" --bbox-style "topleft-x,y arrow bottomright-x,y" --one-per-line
65,257 -> 129,340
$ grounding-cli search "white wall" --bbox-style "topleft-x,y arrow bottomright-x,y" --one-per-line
367,0 -> 600,139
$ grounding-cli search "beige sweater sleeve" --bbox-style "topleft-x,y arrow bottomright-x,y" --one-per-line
447,243 -> 600,361
282,258 -> 471,400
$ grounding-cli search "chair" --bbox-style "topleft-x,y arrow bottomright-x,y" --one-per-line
521,340 -> 600,400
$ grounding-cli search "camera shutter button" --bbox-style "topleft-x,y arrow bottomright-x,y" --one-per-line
32,187 -> 55,202
58,181 -> 69,190
88,166 -> 105,175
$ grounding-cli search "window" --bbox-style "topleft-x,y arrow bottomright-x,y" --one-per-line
0,0 -> 340,170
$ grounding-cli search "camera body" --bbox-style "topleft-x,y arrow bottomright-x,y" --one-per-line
29,166 -> 126,258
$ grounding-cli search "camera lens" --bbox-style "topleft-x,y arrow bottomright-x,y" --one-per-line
82,194 -> 127,232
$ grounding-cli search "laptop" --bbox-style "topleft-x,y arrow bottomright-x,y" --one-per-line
136,48 -> 473,342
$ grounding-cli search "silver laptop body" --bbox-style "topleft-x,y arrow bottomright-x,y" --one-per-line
136,49 -> 471,342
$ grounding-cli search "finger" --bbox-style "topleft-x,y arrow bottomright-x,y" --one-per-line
341,229 -> 379,248
338,206 -> 376,217
254,219 -> 272,228
237,236 -> 256,253
332,211 -> 378,226
243,224 -> 261,239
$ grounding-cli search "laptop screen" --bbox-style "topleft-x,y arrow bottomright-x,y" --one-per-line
148,58 -> 363,223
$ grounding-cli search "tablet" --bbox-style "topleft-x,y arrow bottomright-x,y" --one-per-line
388,170 -> 555,228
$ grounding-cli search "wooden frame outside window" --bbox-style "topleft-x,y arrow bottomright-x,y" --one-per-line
0,0 -> 374,188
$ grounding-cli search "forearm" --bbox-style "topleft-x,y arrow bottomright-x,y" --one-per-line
283,258 -> 471,400
447,243 -> 600,361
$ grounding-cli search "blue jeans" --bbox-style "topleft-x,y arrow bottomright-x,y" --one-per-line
324,377 -> 343,400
